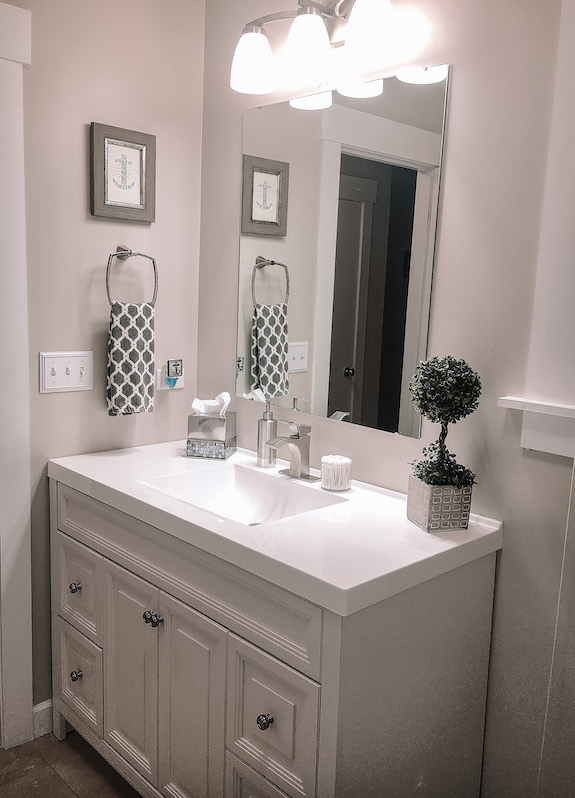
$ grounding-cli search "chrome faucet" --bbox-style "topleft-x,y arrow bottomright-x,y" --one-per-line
329,410 -> 350,421
266,421 -> 320,482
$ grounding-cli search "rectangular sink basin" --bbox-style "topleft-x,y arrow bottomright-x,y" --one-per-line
139,463 -> 347,525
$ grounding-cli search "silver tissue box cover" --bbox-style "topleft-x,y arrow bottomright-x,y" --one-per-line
187,412 -> 237,459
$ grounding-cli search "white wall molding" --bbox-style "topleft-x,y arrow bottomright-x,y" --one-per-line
0,3 -> 31,65
33,700 -> 53,739
0,1 -> 33,749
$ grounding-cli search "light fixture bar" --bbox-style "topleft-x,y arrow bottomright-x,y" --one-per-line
244,0 -> 346,29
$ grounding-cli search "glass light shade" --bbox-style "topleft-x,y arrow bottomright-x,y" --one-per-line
396,64 -> 449,85
344,0 -> 429,69
344,0 -> 396,55
289,90 -> 333,110
337,78 -> 384,98
392,6 -> 431,62
284,8 -> 332,88
230,27 -> 276,94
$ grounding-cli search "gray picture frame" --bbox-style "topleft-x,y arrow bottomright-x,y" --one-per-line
242,154 -> 289,236
90,123 -> 156,223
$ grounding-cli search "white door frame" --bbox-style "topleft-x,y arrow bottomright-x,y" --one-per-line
0,2 -> 33,749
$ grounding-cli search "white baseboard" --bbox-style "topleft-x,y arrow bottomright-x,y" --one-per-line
33,699 -> 53,738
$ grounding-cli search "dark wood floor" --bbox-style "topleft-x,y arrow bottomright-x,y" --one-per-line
0,731 -> 141,797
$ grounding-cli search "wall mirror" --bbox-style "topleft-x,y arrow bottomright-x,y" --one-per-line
236,69 -> 449,438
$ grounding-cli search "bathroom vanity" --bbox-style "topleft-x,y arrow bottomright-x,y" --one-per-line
49,441 -> 502,798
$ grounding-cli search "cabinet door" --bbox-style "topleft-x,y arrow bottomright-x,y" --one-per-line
158,593 -> 227,798
103,562 -> 159,784
227,635 -> 320,798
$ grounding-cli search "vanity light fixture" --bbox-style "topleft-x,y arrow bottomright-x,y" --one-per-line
396,64 -> 449,84
230,0 -> 431,101
230,1 -> 342,96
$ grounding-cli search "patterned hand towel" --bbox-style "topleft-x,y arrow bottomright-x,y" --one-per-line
250,302 -> 289,399
107,301 -> 155,416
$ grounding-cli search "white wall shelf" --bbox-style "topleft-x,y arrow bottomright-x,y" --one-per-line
498,396 -> 575,458
498,396 -> 575,418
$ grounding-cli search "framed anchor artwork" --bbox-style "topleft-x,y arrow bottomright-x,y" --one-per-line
90,123 -> 156,223
241,154 -> 289,236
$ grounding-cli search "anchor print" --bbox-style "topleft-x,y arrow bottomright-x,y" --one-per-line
255,178 -> 274,211
112,153 -> 137,191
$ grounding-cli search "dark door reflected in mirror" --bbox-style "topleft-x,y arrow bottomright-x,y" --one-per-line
329,154 -> 417,432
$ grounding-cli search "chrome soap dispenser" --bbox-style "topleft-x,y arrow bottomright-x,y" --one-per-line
257,401 -> 277,468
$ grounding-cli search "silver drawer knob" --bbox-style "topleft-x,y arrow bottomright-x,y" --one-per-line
70,670 -> 83,682
256,713 -> 274,731
143,611 -> 164,628
69,582 -> 82,594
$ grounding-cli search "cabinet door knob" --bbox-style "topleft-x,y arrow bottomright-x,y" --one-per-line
256,713 -> 274,731
70,670 -> 83,682
343,367 -> 355,377
69,582 -> 82,594
143,610 -> 164,627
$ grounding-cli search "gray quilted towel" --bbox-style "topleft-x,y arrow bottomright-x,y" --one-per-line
250,302 -> 289,399
107,301 -> 155,416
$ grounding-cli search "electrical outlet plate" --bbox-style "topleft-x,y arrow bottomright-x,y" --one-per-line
39,351 -> 94,393
156,366 -> 185,390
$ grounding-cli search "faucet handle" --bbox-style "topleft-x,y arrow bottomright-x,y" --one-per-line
287,421 -> 311,438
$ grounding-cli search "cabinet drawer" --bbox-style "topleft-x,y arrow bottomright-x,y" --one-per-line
57,484 -> 323,679
227,635 -> 320,798
227,753 -> 289,798
53,530 -> 103,645
56,618 -> 103,735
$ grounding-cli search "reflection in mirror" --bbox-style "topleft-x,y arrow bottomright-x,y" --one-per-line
236,70 -> 449,438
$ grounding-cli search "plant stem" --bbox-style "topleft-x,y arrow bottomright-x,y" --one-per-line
438,422 -> 448,468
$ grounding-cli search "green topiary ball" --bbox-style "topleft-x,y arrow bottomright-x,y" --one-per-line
410,355 -> 482,424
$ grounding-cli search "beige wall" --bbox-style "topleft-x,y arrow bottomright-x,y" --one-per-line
12,0 -> 205,703
200,0 -> 569,794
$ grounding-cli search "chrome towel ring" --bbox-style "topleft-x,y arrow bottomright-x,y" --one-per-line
106,245 -> 159,306
251,256 -> 290,306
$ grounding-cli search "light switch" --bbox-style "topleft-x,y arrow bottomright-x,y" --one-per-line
40,351 -> 94,393
288,342 -> 308,373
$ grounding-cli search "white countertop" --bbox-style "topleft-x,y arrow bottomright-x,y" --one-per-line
48,441 -> 502,616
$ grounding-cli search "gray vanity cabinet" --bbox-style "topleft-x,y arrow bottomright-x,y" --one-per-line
51,479 -> 496,798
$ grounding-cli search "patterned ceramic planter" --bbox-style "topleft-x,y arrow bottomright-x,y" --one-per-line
406,474 -> 472,533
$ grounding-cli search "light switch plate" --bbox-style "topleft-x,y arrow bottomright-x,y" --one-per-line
288,342 -> 308,373
40,351 -> 94,393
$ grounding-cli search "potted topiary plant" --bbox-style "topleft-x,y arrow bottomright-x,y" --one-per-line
407,355 -> 482,532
